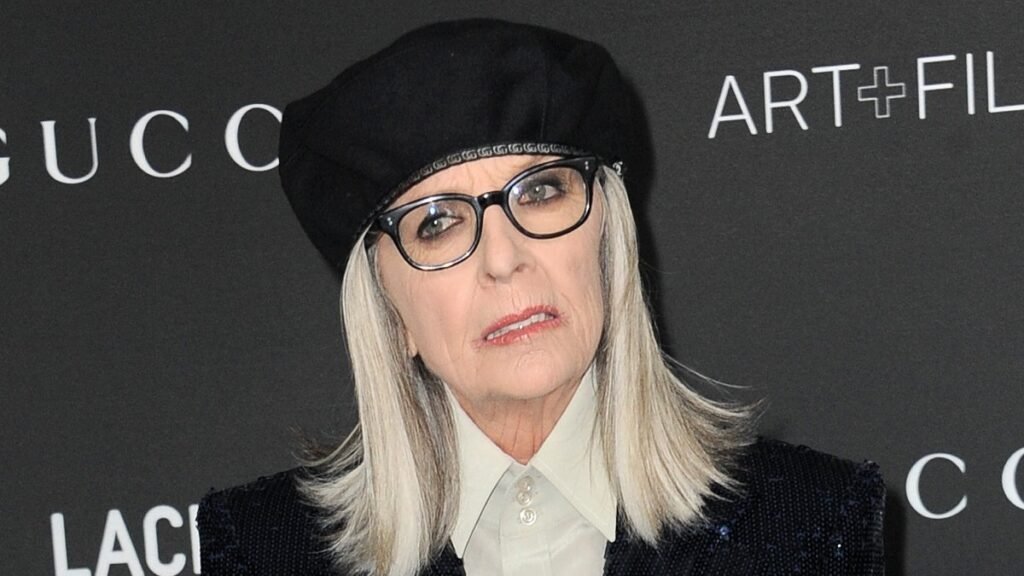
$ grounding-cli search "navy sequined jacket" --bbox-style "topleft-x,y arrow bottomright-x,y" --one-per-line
197,438 -> 886,575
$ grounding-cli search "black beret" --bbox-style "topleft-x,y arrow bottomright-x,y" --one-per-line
278,18 -> 637,272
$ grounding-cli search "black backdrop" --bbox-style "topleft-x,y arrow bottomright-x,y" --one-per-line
2,2 -> 1022,574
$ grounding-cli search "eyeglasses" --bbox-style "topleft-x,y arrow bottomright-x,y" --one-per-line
372,156 -> 600,271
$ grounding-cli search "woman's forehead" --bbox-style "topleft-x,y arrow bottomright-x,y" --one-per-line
392,154 -> 561,206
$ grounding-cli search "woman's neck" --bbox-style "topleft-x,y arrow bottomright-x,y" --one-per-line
451,379 -> 581,464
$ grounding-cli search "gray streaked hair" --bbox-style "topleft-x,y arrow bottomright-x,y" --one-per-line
300,166 -> 756,576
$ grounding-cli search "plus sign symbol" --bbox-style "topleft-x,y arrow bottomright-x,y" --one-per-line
858,66 -> 907,119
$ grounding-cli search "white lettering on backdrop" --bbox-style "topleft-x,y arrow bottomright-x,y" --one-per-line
50,505 -> 200,576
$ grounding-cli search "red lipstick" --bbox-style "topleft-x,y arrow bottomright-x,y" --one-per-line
479,305 -> 561,347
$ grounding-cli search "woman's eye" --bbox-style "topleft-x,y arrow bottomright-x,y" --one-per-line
517,180 -> 564,205
417,213 -> 461,239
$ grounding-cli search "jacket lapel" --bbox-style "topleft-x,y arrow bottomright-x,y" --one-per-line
602,514 -> 700,576
419,542 -> 467,576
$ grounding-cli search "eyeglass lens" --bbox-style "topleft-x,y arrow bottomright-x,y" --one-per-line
396,164 -> 589,268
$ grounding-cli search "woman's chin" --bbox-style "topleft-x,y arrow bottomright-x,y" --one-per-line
486,368 -> 581,404
478,345 -> 592,400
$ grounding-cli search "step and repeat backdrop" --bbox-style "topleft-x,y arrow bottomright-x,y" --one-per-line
2,1 -> 1021,574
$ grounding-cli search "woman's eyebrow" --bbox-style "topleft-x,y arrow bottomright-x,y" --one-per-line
401,156 -> 558,202
510,155 -> 544,172
510,154 -> 557,174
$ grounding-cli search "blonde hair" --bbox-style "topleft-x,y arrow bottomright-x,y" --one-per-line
300,166 -> 755,576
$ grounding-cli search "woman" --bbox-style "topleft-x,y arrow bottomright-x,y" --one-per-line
198,19 -> 885,576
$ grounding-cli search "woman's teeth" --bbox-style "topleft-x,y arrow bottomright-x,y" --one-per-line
486,312 -> 554,341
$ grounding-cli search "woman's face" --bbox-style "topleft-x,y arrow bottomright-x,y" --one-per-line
376,155 -> 605,410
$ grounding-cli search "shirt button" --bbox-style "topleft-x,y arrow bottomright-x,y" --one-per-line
516,475 -> 534,492
515,490 -> 533,506
519,507 -> 537,526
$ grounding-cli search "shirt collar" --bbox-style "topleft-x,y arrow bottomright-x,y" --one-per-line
448,368 -> 617,557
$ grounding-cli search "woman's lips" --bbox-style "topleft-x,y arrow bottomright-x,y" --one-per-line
480,305 -> 562,346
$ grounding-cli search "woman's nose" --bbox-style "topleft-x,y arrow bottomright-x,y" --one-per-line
475,207 -> 530,281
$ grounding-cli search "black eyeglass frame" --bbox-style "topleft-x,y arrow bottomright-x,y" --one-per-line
371,155 -> 600,271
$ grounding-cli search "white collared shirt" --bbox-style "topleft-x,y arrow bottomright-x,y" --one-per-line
448,370 -> 617,576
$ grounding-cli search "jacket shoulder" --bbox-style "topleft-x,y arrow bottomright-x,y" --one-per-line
695,437 -> 886,574
197,468 -> 335,576
737,437 -> 885,507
